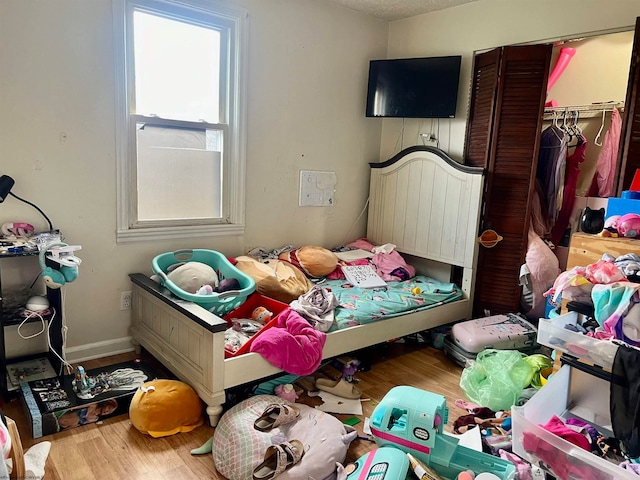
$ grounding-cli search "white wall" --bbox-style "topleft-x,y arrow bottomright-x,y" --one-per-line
3,0 -> 639,362
381,0 -> 640,163
0,0 -> 387,360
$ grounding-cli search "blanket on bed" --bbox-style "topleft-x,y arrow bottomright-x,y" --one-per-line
250,309 -> 326,375
326,275 -> 462,330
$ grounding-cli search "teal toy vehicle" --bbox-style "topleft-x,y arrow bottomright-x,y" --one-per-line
346,447 -> 410,480
367,386 -> 516,480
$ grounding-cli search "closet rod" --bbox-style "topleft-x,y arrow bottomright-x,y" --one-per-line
543,101 -> 625,120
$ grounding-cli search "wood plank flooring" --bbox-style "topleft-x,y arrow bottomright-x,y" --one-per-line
2,341 -> 469,479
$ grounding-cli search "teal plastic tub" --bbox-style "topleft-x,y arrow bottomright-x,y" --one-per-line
152,249 -> 256,316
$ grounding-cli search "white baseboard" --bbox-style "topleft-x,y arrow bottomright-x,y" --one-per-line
64,336 -> 136,364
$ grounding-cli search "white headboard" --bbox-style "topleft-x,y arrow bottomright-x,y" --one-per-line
367,147 -> 485,296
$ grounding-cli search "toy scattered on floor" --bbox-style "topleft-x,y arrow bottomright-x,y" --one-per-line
72,365 -> 149,400
335,356 -> 360,382
195,395 -> 357,480
345,447 -> 410,479
407,452 -> 445,479
274,384 -> 298,402
129,379 -> 203,437
72,366 -> 95,399
369,386 -> 516,480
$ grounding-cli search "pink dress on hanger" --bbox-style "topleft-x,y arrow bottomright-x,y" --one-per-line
587,108 -> 622,197
551,137 -> 587,246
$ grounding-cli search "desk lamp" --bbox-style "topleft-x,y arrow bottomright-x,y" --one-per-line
0,175 -> 54,232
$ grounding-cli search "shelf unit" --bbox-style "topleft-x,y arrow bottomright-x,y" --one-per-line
0,250 -> 63,397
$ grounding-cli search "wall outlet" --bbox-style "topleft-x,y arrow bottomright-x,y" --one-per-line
120,291 -> 132,310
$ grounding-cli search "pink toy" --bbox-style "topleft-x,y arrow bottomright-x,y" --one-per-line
617,213 -> 640,238
274,383 -> 299,402
197,284 -> 214,295
604,215 -> 621,231
545,47 -> 576,107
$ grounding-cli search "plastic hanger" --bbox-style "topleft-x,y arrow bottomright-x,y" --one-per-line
594,109 -> 606,147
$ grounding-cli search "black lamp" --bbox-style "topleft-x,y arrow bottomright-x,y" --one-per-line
0,175 -> 54,232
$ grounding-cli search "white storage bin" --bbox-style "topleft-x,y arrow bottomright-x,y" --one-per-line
512,362 -> 636,480
537,311 -> 618,369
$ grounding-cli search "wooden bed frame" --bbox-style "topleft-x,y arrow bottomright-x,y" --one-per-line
128,146 -> 485,426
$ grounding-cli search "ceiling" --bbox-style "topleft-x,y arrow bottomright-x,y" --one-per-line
327,0 -> 481,21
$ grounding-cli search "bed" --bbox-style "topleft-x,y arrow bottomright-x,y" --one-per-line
128,146 -> 485,426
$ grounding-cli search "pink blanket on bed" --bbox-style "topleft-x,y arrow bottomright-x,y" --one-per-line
250,309 -> 326,375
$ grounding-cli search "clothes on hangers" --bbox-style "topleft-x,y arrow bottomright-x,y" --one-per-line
587,108 -> 622,197
537,125 -> 568,224
550,136 -> 588,245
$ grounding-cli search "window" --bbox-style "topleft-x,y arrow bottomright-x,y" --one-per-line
113,0 -> 247,242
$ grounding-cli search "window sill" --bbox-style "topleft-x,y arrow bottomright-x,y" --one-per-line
116,223 -> 245,244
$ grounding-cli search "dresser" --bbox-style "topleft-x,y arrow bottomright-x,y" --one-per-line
566,232 -> 640,269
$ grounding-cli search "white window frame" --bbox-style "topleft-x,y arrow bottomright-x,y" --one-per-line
113,0 -> 248,243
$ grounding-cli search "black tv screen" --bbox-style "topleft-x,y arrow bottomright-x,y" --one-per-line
366,56 -> 462,118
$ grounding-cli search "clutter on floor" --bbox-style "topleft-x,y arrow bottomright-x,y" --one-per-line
129,379 -> 204,437
21,360 -> 157,438
194,394 -> 357,480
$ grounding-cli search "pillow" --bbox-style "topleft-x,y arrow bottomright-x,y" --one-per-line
212,395 -> 356,480
166,262 -> 219,294
278,246 -> 338,278
235,256 -> 312,303
523,229 -> 560,320
129,379 -> 204,437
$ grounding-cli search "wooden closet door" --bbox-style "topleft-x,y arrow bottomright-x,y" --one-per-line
465,44 -> 552,318
617,17 -> 640,194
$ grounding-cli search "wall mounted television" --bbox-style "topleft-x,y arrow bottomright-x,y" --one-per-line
366,55 -> 462,119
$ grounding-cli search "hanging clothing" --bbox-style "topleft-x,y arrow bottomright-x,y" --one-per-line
611,344 -> 640,458
550,136 -> 588,245
536,125 -> 568,223
586,108 -> 622,197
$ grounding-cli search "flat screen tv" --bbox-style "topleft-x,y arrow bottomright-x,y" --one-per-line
366,55 -> 462,119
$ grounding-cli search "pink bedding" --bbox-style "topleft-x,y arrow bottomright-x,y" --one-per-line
249,309 -> 326,375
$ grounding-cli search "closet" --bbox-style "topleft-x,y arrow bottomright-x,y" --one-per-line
465,17 -> 640,318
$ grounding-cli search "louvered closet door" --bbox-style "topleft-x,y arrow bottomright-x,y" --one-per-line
465,48 -> 501,168
466,44 -> 552,318
617,17 -> 640,194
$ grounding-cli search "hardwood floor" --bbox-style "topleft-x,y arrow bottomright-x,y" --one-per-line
2,342 -> 468,479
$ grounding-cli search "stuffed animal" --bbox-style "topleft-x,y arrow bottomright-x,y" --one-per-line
618,213 -> 640,238
167,262 -> 219,294
278,246 -> 338,278
129,379 -> 204,438
196,277 -> 241,295
581,207 -> 605,234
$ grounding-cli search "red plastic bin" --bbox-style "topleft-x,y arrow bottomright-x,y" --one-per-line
222,293 -> 289,358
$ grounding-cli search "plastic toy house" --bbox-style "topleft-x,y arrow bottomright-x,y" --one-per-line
369,386 -> 516,480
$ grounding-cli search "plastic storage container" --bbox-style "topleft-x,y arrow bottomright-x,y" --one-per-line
451,313 -> 537,353
222,293 -> 289,358
512,360 -> 636,480
152,249 -> 256,316
537,311 -> 618,369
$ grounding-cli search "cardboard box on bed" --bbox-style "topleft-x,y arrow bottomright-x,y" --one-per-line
20,359 -> 158,439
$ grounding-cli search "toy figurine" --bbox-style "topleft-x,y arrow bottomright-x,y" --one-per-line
72,365 -> 96,399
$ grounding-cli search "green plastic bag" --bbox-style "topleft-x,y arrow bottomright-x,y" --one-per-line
459,349 -> 535,411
